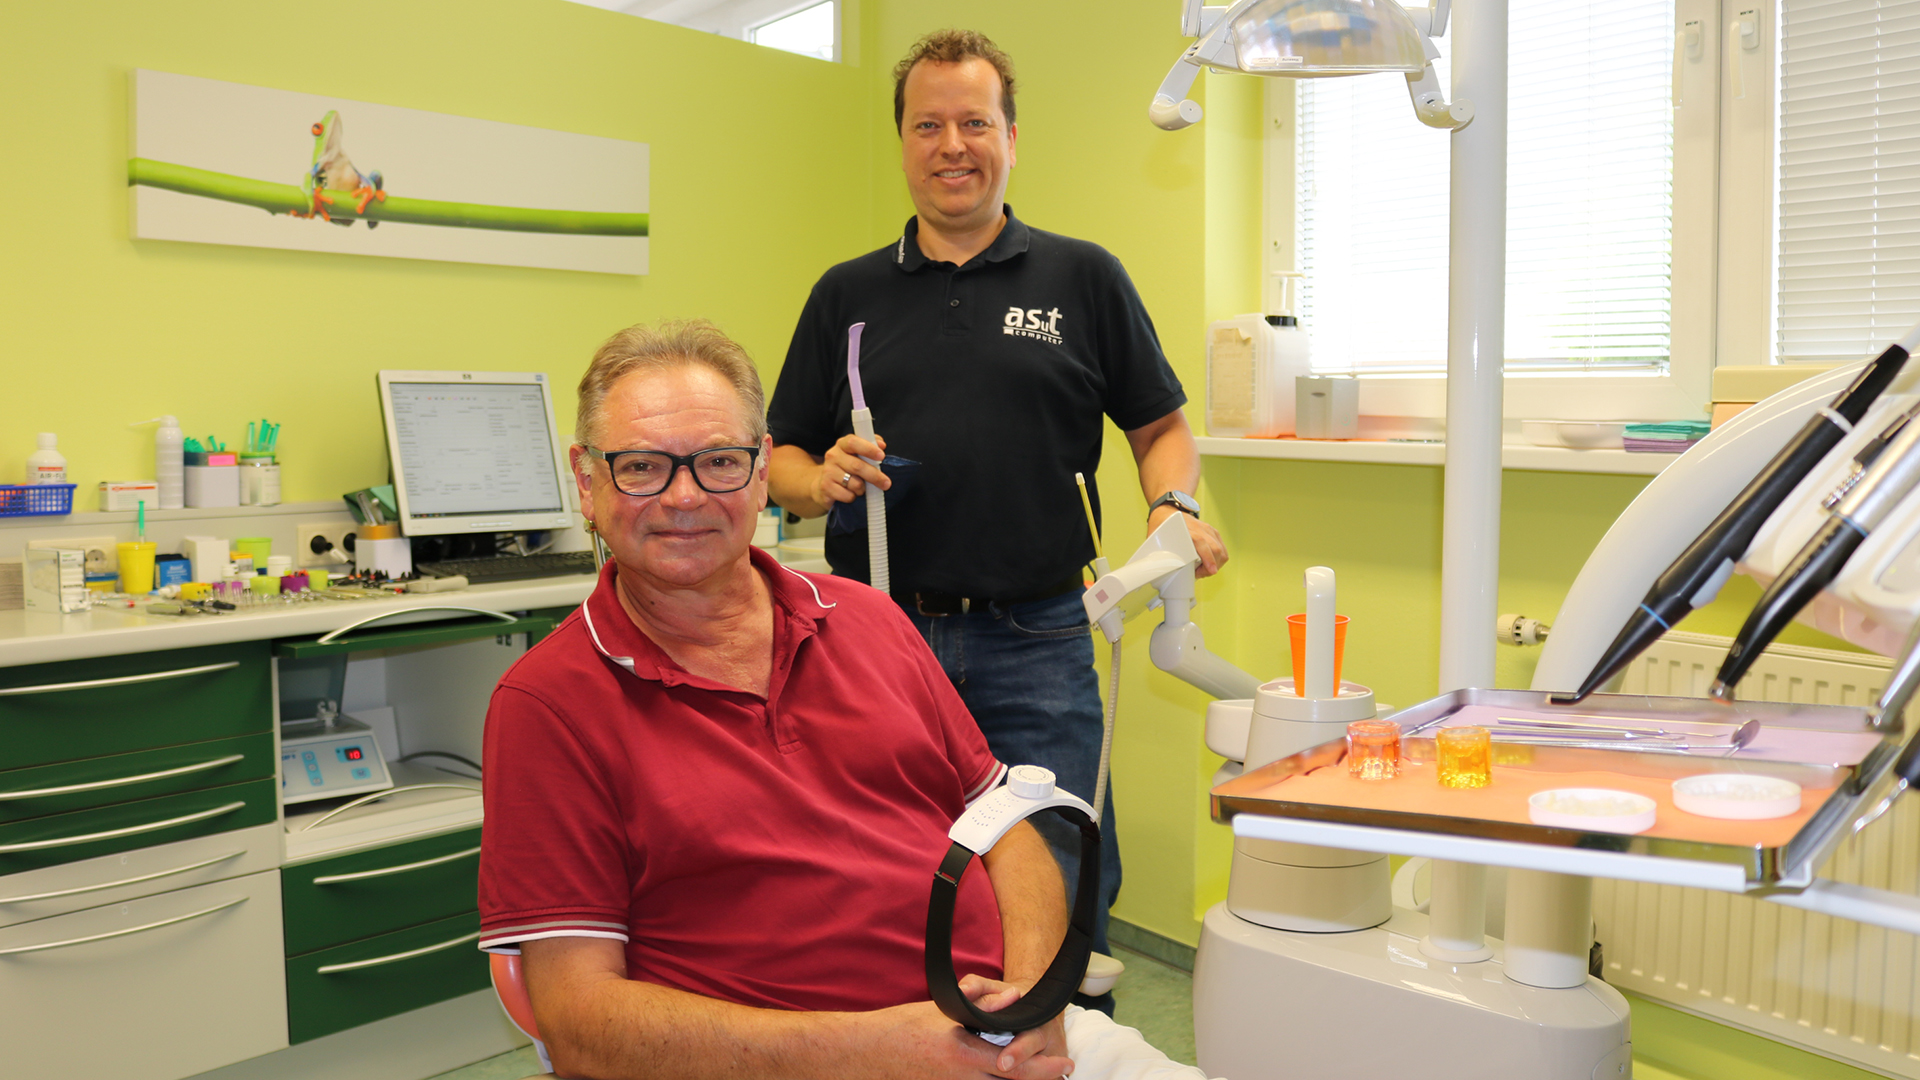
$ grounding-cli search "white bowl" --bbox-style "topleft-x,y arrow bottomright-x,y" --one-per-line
1520,420 -> 1630,450
1671,774 -> 1802,820
1528,788 -> 1657,834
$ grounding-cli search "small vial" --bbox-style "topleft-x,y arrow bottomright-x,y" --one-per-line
1346,719 -> 1401,780
1436,726 -> 1492,789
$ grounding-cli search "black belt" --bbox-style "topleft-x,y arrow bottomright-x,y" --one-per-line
897,577 -> 1084,616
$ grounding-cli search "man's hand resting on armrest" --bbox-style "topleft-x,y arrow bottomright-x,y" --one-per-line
522,937 -> 1076,1080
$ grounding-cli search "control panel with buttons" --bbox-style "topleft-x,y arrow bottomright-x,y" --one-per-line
280,715 -> 393,805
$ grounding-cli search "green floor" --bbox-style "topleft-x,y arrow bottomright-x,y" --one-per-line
429,944 -> 1196,1080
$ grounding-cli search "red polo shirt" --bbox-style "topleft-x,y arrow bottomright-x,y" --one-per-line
479,549 -> 1008,1012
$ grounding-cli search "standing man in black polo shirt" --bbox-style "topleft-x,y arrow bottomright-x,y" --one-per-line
766,29 -> 1226,1006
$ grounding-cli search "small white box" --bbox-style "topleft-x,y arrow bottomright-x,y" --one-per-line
182,535 -> 229,584
99,480 -> 160,512
24,548 -> 89,613
184,465 -> 240,508
1295,376 -> 1360,440
356,536 -> 413,577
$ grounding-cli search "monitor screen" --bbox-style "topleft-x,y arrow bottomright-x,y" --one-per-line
377,371 -> 576,537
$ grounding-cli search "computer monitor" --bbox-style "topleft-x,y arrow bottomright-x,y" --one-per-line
376,370 -> 576,538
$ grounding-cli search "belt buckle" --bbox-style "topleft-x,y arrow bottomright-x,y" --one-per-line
914,593 -> 970,616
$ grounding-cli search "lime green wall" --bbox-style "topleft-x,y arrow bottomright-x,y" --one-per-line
1,1 -> 872,500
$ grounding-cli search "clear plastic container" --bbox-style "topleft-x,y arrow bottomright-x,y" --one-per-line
1205,273 -> 1313,438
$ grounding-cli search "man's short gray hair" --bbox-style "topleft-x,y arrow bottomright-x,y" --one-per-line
575,320 -> 768,449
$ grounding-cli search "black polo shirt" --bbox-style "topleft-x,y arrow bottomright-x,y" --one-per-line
768,208 -> 1186,599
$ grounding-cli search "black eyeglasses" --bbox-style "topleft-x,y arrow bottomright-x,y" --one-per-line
586,446 -> 761,497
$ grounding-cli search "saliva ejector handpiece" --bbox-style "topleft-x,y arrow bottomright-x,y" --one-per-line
846,322 -> 888,595
1555,321 -> 1920,704
1712,402 -> 1920,701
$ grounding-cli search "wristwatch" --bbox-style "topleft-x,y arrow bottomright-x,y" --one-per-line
1149,490 -> 1200,519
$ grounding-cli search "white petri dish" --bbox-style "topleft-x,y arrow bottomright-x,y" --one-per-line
1671,774 -> 1802,820
1528,788 -> 1658,834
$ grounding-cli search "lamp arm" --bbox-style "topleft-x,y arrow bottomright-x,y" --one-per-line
1409,0 -> 1450,38
1405,58 -> 1475,130
1150,51 -> 1207,131
1181,0 -> 1231,38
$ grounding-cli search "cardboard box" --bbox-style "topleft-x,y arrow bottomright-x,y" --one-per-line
24,548 -> 89,613
99,481 -> 160,512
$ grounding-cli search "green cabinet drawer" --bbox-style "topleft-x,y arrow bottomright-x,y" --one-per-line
0,732 -> 274,825
286,909 -> 487,1044
281,827 -> 481,955
0,778 -> 278,875
0,642 -> 272,770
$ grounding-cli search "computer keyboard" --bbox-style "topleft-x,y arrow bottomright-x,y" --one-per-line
416,550 -> 598,584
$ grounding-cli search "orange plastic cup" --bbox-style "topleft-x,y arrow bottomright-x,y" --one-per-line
1286,613 -> 1349,696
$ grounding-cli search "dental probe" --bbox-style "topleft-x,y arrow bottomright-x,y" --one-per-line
1555,320 -> 1920,704
1713,402 -> 1920,700
846,322 -> 888,594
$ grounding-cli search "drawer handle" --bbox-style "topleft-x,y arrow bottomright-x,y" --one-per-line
0,896 -> 246,956
0,801 -> 246,853
315,929 -> 483,974
0,849 -> 245,905
0,660 -> 241,697
0,754 -> 247,801
316,607 -> 519,645
312,845 -> 482,885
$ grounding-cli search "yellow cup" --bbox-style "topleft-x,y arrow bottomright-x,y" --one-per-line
117,542 -> 157,594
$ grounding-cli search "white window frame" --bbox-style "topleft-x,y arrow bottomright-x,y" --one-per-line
746,0 -> 840,63
1264,0 -> 1761,432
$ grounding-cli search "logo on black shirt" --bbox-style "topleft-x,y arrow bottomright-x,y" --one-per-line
1004,306 -> 1065,345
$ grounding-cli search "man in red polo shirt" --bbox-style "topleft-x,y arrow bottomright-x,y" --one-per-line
479,321 -> 1212,1080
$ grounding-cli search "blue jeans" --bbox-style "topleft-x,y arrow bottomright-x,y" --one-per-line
903,590 -> 1122,970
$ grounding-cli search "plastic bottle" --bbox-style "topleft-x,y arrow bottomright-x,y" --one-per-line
1205,272 -> 1315,438
26,433 -> 66,484
134,416 -> 185,509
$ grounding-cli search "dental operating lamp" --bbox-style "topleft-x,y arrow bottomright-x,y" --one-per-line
1149,0 -> 1473,133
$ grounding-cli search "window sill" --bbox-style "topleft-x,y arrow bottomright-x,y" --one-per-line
1194,436 -> 1676,476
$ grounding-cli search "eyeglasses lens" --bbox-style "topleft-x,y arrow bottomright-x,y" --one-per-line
612,450 -> 755,496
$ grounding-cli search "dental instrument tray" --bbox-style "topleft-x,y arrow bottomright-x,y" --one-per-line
1212,689 -> 1909,889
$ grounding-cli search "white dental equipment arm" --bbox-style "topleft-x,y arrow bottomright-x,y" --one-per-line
1084,513 -> 1262,701
1150,0 -> 1471,133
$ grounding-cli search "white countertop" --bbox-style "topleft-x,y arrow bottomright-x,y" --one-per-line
0,576 -> 596,669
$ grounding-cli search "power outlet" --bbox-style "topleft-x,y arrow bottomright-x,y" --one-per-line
28,536 -> 120,576
296,522 -> 360,570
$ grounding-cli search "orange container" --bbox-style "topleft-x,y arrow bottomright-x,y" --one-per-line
1286,613 -> 1349,695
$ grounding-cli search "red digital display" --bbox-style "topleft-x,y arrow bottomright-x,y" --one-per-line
345,747 -> 363,760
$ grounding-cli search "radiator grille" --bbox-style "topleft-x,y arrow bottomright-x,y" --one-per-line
1595,631 -> 1915,1074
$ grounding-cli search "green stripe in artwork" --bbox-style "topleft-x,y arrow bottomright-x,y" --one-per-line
128,158 -> 649,237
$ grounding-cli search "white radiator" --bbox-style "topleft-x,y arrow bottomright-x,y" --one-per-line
1595,631 -> 1916,1075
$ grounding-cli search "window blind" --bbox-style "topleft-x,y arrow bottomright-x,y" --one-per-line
1776,0 -> 1920,364
1295,0 -> 1676,375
